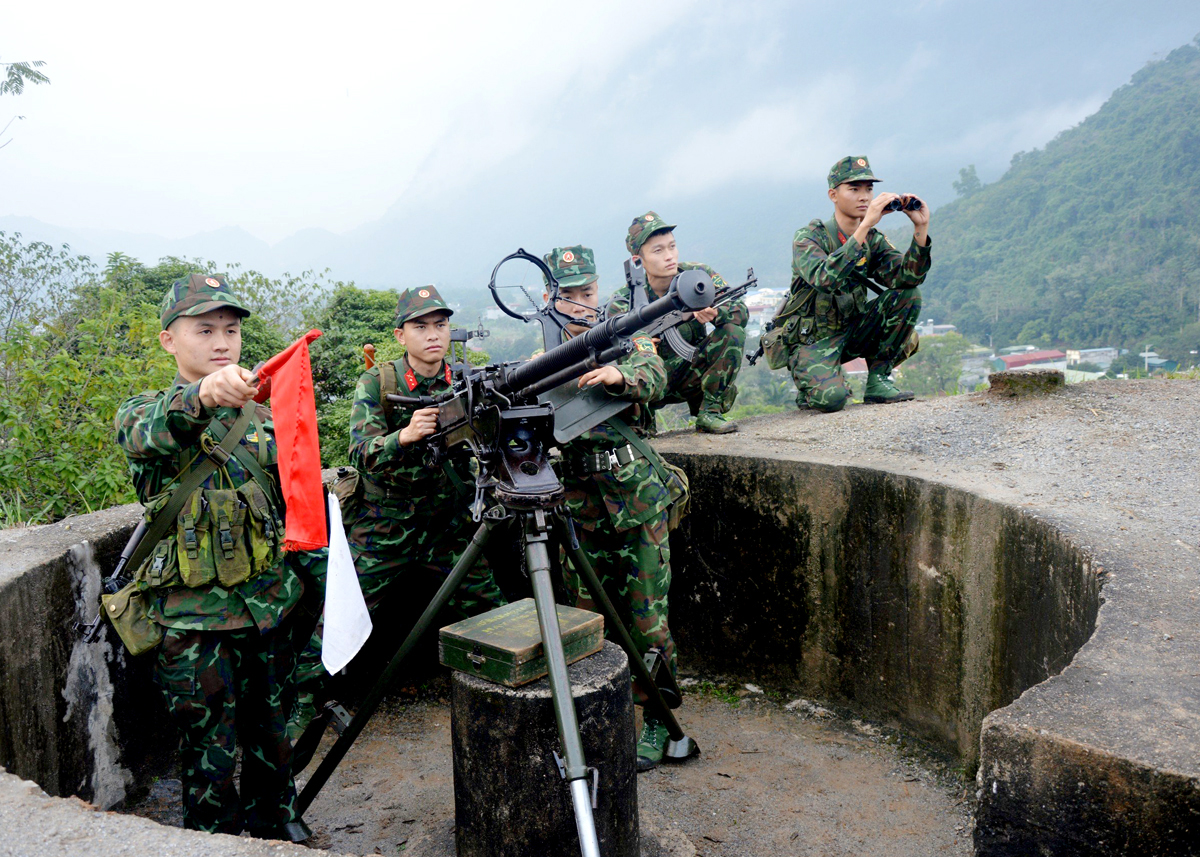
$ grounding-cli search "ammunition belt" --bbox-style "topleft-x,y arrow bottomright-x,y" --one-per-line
563,443 -> 645,477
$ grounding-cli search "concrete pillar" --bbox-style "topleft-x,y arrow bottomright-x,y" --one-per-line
451,641 -> 638,857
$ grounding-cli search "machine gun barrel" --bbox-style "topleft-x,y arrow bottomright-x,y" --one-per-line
498,269 -> 715,397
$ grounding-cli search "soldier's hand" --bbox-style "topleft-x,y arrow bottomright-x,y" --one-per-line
693,307 -> 718,325
199,365 -> 258,409
399,407 -> 440,445
578,365 -> 625,390
864,192 -> 900,229
903,194 -> 930,227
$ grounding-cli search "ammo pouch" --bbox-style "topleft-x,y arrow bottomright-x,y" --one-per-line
102,404 -> 264,654
607,417 -> 690,532
662,461 -> 690,532
100,582 -> 164,656
330,466 -> 363,526
175,483 -> 282,589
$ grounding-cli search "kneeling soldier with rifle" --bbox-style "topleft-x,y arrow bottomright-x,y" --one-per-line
112,275 -> 314,841
610,212 -> 749,434
544,245 -> 694,771
765,155 -> 931,412
291,285 -> 506,735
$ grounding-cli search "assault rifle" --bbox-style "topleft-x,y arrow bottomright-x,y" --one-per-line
745,320 -> 775,366
624,261 -> 757,363
77,520 -> 148,643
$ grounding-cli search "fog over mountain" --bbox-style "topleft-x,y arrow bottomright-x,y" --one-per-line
4,1 -> 1199,298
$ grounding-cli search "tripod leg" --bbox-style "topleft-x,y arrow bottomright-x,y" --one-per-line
296,515 -> 499,814
554,515 -> 699,761
524,511 -> 601,857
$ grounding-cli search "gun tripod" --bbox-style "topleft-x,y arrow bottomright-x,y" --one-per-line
294,491 -> 699,857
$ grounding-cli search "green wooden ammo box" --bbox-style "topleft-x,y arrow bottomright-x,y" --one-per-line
438,598 -> 604,687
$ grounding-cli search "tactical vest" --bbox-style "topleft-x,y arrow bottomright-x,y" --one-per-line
760,218 -> 877,369
134,403 -> 286,593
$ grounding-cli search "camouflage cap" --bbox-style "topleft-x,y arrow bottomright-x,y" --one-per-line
626,211 -> 676,255
828,155 -> 880,189
395,285 -> 453,326
543,245 -> 598,289
160,273 -> 251,330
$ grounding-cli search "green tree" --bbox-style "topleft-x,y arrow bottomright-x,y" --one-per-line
1,60 -> 49,96
952,164 -> 981,198
1,59 -> 50,149
0,234 -> 174,523
0,238 -> 346,524
895,332 -> 970,396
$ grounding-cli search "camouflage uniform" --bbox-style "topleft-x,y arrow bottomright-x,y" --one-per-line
113,274 -> 311,838
615,212 -> 749,431
543,246 -> 683,694
778,156 -> 931,411
294,286 -> 505,694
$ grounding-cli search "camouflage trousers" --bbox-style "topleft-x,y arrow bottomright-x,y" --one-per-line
155,622 -> 299,835
658,322 -> 746,415
563,511 -> 674,704
294,500 -> 505,692
787,287 -> 921,412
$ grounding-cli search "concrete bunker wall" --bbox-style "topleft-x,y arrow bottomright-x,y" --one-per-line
664,453 -> 1102,768
0,505 -> 173,806
0,454 -> 1146,857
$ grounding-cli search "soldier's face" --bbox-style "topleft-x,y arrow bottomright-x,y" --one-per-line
830,181 -> 877,219
546,284 -> 599,336
396,312 -> 451,369
636,231 -> 678,282
159,308 -> 243,382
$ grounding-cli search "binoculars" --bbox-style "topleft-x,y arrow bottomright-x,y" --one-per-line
885,196 -> 923,212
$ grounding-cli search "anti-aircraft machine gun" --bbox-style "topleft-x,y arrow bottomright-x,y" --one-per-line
295,249 -> 716,857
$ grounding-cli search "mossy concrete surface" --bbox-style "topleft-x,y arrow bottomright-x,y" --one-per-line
0,504 -> 171,805
659,455 -> 1099,769
986,368 -> 1066,397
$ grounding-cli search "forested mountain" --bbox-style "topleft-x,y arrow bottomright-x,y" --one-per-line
922,37 -> 1200,360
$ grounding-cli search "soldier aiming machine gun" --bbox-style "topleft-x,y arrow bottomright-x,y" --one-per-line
294,249 -> 716,857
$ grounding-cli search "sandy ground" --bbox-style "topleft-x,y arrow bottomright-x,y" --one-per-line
129,673 -> 973,857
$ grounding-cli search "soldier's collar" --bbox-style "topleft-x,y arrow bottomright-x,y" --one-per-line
401,356 -> 452,391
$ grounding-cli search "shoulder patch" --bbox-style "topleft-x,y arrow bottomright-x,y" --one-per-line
632,334 -> 657,354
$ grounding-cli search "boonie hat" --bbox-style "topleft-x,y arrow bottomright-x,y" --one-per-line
828,155 -> 880,189
544,245 -> 599,289
160,273 -> 251,330
626,211 -> 676,255
395,285 -> 454,326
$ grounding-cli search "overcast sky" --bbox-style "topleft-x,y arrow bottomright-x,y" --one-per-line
3,0 -> 1199,286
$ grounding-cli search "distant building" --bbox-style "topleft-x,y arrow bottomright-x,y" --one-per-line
991,350 -> 1067,371
842,358 -> 868,376
744,288 -> 786,336
1066,347 -> 1118,369
960,348 -> 995,390
744,287 -> 786,313
915,319 -> 957,337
